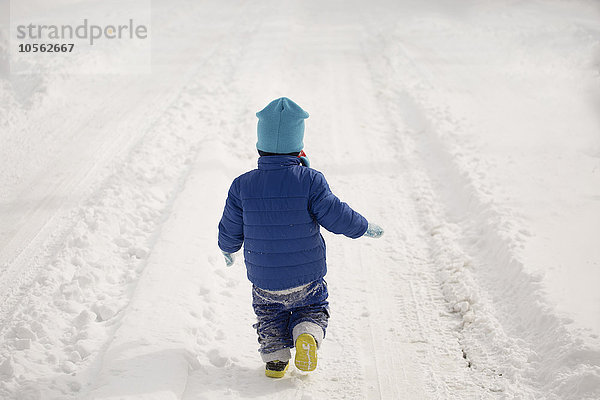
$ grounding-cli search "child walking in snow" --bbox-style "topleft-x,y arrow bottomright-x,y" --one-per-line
218,97 -> 383,378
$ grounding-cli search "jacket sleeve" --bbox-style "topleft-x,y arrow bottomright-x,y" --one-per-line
309,172 -> 369,238
218,178 -> 244,253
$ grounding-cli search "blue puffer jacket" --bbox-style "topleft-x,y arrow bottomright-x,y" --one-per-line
218,156 -> 368,290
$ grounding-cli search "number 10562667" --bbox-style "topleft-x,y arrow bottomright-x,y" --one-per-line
18,43 -> 75,53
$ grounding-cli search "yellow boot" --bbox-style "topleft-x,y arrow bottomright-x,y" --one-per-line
294,333 -> 318,371
265,360 -> 289,378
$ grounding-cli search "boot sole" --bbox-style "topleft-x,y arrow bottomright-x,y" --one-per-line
295,333 -> 317,371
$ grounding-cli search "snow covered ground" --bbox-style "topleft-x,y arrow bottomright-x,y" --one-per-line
1,0 -> 599,399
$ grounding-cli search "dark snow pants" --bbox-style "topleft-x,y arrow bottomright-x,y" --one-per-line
252,279 -> 329,362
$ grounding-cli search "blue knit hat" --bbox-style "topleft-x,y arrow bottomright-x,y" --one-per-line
256,97 -> 309,153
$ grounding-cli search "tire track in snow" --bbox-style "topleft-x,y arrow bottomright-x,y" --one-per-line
294,29 -> 488,397
324,115 -> 489,399
362,32 -> 532,396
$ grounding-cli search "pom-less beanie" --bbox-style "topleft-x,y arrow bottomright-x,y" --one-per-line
256,97 -> 309,154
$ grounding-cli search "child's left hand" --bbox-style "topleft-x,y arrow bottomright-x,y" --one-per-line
363,223 -> 384,238
222,251 -> 235,267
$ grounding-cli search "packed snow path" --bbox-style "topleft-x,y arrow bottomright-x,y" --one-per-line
1,0 -> 599,399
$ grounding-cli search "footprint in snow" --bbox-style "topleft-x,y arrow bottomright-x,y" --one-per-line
207,348 -> 228,368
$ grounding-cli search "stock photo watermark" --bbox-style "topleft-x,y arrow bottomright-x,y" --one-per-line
16,19 -> 148,47
8,0 -> 151,74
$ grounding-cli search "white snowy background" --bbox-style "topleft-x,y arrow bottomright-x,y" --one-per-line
0,0 -> 599,399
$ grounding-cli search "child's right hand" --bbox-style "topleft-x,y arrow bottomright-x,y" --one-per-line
222,251 -> 235,267
363,223 -> 384,238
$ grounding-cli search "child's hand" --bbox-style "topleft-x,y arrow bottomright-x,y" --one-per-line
222,251 -> 235,267
363,223 -> 384,238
